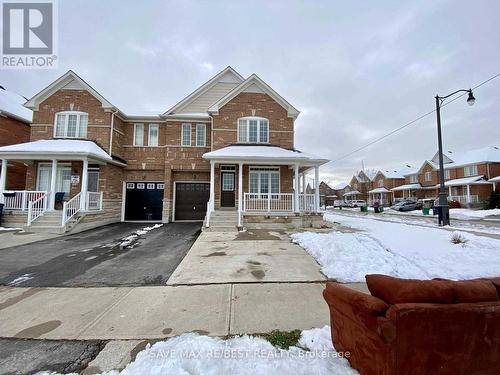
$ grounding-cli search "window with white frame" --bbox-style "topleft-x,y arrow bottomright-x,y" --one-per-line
410,174 -> 418,183
463,165 -> 478,177
134,124 -> 144,146
249,167 -> 280,196
54,111 -> 88,138
425,171 -> 432,182
444,169 -> 451,179
196,124 -> 206,146
237,117 -> 269,143
181,123 -> 191,146
378,179 -> 383,187
148,124 -> 159,146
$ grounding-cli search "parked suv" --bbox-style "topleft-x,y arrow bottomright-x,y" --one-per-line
333,200 -> 349,208
391,200 -> 418,212
348,200 -> 367,208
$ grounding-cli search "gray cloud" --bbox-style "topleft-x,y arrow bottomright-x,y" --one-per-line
2,0 -> 499,185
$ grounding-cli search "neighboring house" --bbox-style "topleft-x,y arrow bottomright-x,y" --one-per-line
368,166 -> 417,206
332,182 -> 352,200
0,87 -> 32,192
399,147 -> 500,206
318,181 -> 337,206
0,67 -> 328,232
349,170 -> 374,201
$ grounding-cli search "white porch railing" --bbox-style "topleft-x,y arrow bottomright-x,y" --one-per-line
3,191 -> 47,210
450,195 -> 479,204
62,192 -> 81,226
27,192 -> 48,226
86,191 -> 103,210
299,194 -> 316,212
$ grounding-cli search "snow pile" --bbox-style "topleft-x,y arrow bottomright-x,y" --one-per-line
292,212 -> 500,282
100,326 -> 356,375
8,273 -> 34,286
449,208 -> 500,220
119,224 -> 164,248
0,227 -> 22,232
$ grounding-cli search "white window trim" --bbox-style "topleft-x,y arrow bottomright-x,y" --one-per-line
463,165 -> 478,177
410,174 -> 418,183
425,171 -> 432,181
181,123 -> 192,147
196,123 -> 206,147
133,123 -> 144,146
53,111 -> 88,139
148,124 -> 159,147
248,166 -> 280,197
444,169 -> 450,179
237,117 -> 269,144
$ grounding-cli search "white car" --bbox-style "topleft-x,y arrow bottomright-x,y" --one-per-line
348,200 -> 367,208
333,200 -> 349,208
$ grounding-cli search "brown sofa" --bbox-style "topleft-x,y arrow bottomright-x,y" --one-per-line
323,275 -> 500,375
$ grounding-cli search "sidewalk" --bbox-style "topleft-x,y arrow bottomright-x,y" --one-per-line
0,283 -> 332,340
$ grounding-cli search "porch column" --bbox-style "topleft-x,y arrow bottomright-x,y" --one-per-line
314,165 -> 320,212
466,184 -> 471,203
301,173 -> 306,194
0,159 -> 7,205
209,161 -> 215,212
238,162 -> 243,227
80,159 -> 89,210
49,159 -> 58,210
294,164 -> 300,213
448,186 -> 452,197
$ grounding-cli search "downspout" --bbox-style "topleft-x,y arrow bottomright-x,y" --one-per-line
109,110 -> 118,156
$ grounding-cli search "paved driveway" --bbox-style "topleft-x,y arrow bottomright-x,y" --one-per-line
0,222 -> 200,287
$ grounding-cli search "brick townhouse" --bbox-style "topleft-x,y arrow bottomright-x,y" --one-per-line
0,67 -> 328,232
0,87 -> 32,192
367,166 -> 417,206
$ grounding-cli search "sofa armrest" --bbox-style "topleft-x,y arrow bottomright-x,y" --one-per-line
323,282 -> 389,316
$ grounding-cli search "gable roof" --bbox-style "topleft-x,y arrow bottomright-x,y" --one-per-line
208,74 -> 300,119
24,70 -> 119,113
426,146 -> 500,171
162,66 -> 244,116
333,182 -> 350,190
0,87 -> 32,123
379,165 -> 418,179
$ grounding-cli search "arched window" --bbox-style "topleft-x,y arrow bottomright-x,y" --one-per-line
237,117 -> 269,143
54,111 -> 88,138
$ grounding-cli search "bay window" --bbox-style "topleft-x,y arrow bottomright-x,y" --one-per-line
238,117 -> 269,143
54,111 -> 88,138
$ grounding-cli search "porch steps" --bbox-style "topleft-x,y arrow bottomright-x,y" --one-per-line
205,210 -> 238,232
24,211 -> 79,234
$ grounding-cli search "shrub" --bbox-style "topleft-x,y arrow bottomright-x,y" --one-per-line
451,232 -> 468,246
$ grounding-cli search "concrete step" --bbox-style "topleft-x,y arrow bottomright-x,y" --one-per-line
209,218 -> 238,224
205,226 -> 238,232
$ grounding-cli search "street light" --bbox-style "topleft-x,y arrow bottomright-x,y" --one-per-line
435,88 -> 475,226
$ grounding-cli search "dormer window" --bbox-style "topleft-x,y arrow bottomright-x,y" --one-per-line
54,111 -> 88,138
237,117 -> 269,143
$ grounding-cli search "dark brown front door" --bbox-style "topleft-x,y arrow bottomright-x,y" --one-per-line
220,172 -> 235,207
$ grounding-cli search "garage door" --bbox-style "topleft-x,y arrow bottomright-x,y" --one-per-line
124,182 -> 164,221
175,182 -> 210,221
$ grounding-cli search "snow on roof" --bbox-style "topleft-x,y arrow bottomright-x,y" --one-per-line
489,176 -> 500,183
368,187 -> 391,193
444,146 -> 500,168
444,175 -> 492,187
391,183 -> 422,191
333,182 -> 350,190
162,112 -> 211,119
0,87 -> 32,123
364,170 -> 378,181
382,165 -> 418,178
0,140 -> 112,161
202,145 -> 328,164
343,190 -> 361,196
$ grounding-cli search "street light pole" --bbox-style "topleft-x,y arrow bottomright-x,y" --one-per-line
434,88 -> 475,226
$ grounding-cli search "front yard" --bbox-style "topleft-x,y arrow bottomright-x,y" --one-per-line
291,212 -> 500,282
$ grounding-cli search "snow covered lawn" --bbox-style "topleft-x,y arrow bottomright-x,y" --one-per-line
384,207 -> 500,220
291,212 -> 500,282
39,326 -> 357,375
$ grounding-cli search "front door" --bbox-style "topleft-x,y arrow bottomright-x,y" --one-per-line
220,172 -> 235,207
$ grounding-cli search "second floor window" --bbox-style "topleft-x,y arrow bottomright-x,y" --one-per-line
54,111 -> 88,138
181,123 -> 191,146
378,179 -> 383,187
134,124 -> 144,146
148,124 -> 159,146
464,165 -> 478,177
196,124 -> 206,146
425,171 -> 432,182
444,169 -> 450,179
238,117 -> 269,143
410,174 -> 418,183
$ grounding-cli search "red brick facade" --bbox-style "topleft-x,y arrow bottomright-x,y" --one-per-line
0,115 -> 30,189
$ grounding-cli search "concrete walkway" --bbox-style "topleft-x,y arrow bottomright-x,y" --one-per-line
0,283 -> 332,340
167,229 -> 327,285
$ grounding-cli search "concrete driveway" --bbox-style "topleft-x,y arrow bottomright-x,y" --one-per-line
0,222 -> 200,287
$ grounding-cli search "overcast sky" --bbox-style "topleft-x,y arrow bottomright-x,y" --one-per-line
2,0 -> 499,185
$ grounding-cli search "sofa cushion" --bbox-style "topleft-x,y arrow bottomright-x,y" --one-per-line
452,279 -> 499,303
366,274 -> 455,304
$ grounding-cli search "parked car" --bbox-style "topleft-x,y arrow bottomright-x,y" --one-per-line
392,200 -> 418,212
333,200 -> 349,208
348,200 -> 367,208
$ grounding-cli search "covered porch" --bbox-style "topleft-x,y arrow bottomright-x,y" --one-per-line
343,190 -> 361,202
0,140 -> 118,227
202,145 -> 329,227
445,176 -> 493,206
368,187 -> 392,206
391,183 -> 422,202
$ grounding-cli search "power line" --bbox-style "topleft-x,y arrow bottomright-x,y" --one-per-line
329,72 -> 500,164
